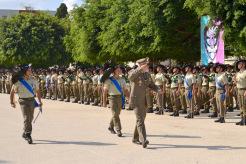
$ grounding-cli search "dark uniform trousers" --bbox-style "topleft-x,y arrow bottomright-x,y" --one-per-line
19,98 -> 35,134
109,95 -> 122,131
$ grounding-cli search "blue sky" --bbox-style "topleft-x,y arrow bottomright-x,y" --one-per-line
0,0 -> 84,11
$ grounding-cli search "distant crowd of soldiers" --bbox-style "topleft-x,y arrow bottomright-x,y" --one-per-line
1,60 -> 246,126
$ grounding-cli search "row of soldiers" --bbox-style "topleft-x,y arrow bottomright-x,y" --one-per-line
1,60 -> 246,126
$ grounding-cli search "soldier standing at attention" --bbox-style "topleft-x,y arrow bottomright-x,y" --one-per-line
183,65 -> 196,118
155,65 -> 166,115
103,65 -> 129,137
57,70 -> 65,101
170,67 -> 182,117
235,60 -> 246,125
129,58 -> 161,148
50,70 -> 58,100
10,64 -> 42,144
214,64 -> 229,123
208,65 -> 218,118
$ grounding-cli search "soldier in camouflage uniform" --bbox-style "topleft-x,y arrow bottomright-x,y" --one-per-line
208,65 -> 218,118
179,68 -> 187,114
170,67 -> 182,117
64,70 -> 72,102
57,70 -> 65,101
225,65 -> 234,112
201,66 -> 210,113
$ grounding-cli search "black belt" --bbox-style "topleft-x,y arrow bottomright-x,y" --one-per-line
19,97 -> 34,100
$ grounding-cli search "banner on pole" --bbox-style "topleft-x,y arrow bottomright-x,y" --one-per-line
201,15 -> 224,65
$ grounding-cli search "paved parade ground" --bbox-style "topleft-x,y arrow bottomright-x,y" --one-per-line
1,93 -> 246,164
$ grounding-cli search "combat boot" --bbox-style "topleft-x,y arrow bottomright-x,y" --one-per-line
108,127 -> 116,134
201,108 -> 210,113
236,116 -> 246,126
209,112 -> 218,118
23,133 -> 33,144
194,111 -> 200,116
116,131 -> 122,137
185,113 -> 194,119
180,109 -> 187,114
215,117 -> 225,123
142,140 -> 149,148
147,108 -> 154,113
227,107 -> 234,112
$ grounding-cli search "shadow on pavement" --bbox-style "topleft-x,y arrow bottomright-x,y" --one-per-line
0,160 -> 11,164
148,144 -> 246,150
34,140 -> 117,146
123,133 -> 201,139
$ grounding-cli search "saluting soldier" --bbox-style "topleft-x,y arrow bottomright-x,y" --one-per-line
129,58 -> 161,148
214,64 -> 229,123
103,65 -> 129,137
10,64 -> 42,144
235,60 -> 246,125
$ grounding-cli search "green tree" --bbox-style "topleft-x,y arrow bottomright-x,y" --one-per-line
55,3 -> 69,19
0,13 -> 70,67
185,0 -> 246,56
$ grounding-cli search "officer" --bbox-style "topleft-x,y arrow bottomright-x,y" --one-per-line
10,64 -> 42,144
235,60 -> 246,125
103,65 -> 129,137
129,58 -> 160,148
214,64 -> 228,123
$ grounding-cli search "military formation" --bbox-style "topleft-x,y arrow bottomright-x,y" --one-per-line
2,59 -> 246,146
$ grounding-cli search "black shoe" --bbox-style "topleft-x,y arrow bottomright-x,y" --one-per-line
155,109 -> 164,115
117,131 -> 122,137
236,117 -> 246,125
220,117 -> 225,123
185,114 -> 194,119
142,140 -> 149,148
108,127 -> 116,134
237,113 -> 242,117
209,112 -> 218,118
72,100 -> 78,103
147,108 -> 154,113
174,111 -> 179,117
227,107 -> 234,112
194,111 -> 200,116
65,99 -> 70,102
214,117 -> 225,123
170,112 -> 175,116
154,107 -> 159,112
132,140 -> 141,145
24,133 -> 33,144
201,109 -> 210,113
180,110 -> 187,114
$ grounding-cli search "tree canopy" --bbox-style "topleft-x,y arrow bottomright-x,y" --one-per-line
55,3 -> 69,19
0,13 -> 70,67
